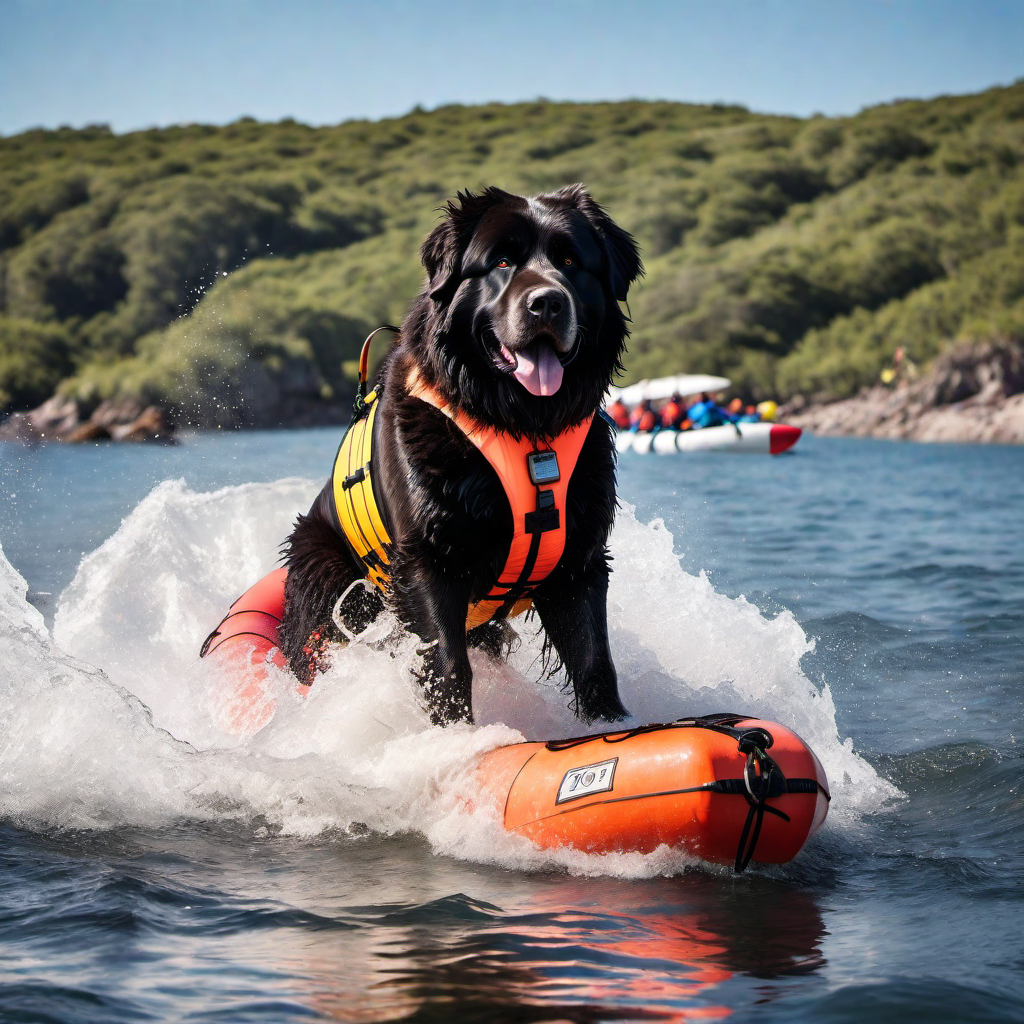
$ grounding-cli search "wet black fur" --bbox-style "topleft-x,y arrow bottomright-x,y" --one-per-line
279,185 -> 643,724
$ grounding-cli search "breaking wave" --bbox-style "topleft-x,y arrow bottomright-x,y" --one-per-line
0,478 -> 898,876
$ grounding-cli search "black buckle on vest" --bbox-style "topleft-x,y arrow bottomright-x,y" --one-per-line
341,465 -> 367,490
524,488 -> 560,534
362,549 -> 386,571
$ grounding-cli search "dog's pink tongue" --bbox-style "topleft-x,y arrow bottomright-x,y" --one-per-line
510,343 -> 564,397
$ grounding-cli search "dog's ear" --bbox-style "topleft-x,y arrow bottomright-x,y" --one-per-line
421,219 -> 460,304
550,184 -> 643,302
422,188 -> 520,304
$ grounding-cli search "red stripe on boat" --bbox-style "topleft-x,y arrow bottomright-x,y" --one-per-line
769,424 -> 802,454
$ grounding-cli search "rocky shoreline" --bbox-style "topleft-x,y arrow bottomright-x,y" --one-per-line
0,396 -> 177,443
4,339 -> 1024,447
0,391 -> 351,443
780,338 -> 1024,446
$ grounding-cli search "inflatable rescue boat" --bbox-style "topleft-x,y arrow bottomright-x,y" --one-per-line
201,570 -> 830,871
616,422 -> 802,456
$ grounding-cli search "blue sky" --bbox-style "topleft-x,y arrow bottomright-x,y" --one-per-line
1,0 -> 1021,135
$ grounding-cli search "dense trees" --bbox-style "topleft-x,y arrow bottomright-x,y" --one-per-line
0,317 -> 73,411
1,83 -> 1022,424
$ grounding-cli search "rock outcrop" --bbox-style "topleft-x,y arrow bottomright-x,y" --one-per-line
0,396 -> 176,443
782,339 -> 1024,445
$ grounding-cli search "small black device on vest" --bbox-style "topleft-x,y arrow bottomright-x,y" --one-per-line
527,451 -> 560,485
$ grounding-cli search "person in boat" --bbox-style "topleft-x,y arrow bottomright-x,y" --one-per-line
660,392 -> 688,431
687,392 -> 727,429
630,398 -> 658,433
724,397 -> 767,424
606,397 -> 630,430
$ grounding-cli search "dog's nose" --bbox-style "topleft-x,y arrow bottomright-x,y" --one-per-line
527,287 -> 565,320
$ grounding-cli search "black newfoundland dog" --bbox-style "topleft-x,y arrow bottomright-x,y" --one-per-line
279,185 -> 642,725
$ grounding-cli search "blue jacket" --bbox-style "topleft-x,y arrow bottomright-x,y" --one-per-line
687,400 -> 725,429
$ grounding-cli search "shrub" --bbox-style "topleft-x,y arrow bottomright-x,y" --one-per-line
0,317 -> 73,413
6,202 -> 126,322
831,123 -> 933,185
0,172 -> 90,250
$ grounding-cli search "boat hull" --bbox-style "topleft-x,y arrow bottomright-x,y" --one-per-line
616,422 -> 801,455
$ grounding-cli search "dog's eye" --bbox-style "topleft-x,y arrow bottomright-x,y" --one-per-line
495,257 -> 511,269
563,257 -> 574,267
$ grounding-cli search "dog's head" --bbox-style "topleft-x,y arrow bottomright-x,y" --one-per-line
407,185 -> 642,437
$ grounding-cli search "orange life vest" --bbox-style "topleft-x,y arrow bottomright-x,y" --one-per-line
330,366 -> 594,631
606,399 -> 630,429
661,400 -> 684,429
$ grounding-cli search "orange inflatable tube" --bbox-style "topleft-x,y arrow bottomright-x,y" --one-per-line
201,571 -> 830,869
474,716 -> 829,870
199,568 -> 294,732
200,566 -> 289,665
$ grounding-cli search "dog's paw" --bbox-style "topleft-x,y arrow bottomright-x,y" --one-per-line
466,619 -> 520,661
577,690 -> 630,725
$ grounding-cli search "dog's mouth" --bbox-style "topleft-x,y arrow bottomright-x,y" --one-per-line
488,329 -> 570,398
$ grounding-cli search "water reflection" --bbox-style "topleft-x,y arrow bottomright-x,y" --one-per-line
7,828 -> 826,1023
274,867 -> 827,1022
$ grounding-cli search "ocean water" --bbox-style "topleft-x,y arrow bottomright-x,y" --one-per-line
0,429 -> 1021,1023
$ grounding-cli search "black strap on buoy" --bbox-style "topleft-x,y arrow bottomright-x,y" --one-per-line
545,712 -> 758,751
676,715 -> 789,871
733,730 -> 788,872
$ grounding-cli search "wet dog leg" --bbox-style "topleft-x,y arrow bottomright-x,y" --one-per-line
532,559 -> 628,723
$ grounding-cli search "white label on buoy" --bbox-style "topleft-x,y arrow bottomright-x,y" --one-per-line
556,757 -> 618,804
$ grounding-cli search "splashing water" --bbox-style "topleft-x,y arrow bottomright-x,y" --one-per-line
0,478 -> 898,875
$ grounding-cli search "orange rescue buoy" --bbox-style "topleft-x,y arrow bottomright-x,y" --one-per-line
474,715 -> 829,871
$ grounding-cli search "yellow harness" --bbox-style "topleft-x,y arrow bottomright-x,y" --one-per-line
330,388 -> 393,594
330,330 -> 593,630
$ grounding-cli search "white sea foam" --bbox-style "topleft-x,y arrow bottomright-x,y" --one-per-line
0,478 -> 898,874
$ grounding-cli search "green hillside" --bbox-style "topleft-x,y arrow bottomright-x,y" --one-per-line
2,83 -> 1023,426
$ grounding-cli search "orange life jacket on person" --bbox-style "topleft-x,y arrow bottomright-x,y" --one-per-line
606,399 -> 630,429
661,400 -> 684,429
637,409 -> 657,432
330,362 -> 594,631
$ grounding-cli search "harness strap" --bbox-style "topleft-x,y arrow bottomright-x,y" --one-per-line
352,326 -> 399,421
407,368 -> 594,628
